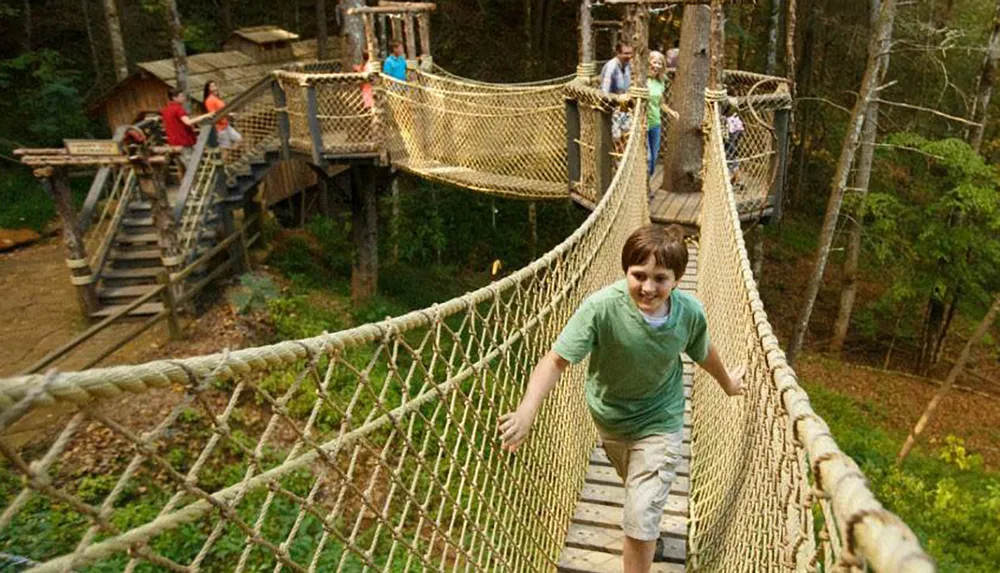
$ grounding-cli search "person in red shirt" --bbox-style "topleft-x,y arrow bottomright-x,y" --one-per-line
202,80 -> 243,151
160,88 -> 208,167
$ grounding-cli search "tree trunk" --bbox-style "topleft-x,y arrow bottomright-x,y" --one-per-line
897,293 -> 1000,465
629,5 -> 650,87
103,0 -> 129,82
164,0 -> 189,99
351,166 -> 379,305
24,0 -> 31,51
81,0 -> 104,84
968,0 -> 1000,153
662,4 -> 711,194
524,0 -> 533,75
316,0 -> 328,60
578,0 -> 593,71
219,0 -> 233,35
528,202 -> 538,261
708,0 -> 725,91
766,0 -> 782,75
786,0 -> 897,367
831,0 -> 891,354
341,0 -> 365,68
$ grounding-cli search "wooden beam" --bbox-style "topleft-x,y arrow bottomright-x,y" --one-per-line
596,110 -> 614,197
362,13 -> 379,67
271,80 -> 292,160
580,0 -> 594,68
709,0 -> 725,90
404,14 -> 418,60
347,5 -> 436,15
305,82 -> 326,165
603,0 -> 750,4
770,107 -> 790,222
418,13 -> 431,57
41,167 -> 99,316
565,99 -> 582,187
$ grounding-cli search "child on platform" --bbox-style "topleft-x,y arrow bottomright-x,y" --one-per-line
499,224 -> 744,573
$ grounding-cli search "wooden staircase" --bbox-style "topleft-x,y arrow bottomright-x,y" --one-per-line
91,194 -> 218,319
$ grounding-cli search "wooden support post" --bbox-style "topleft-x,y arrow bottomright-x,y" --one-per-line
771,107 -> 790,221
40,167 -> 99,317
272,79 -> 292,160
611,29 -> 620,57
305,81 -> 326,165
391,16 -> 403,44
578,0 -> 594,78
390,176 -> 401,265
709,0 -> 725,91
133,160 -> 182,278
597,110 -> 614,196
245,185 -> 266,249
565,98 -> 582,188
528,202 -> 537,261
629,5 -> 650,88
417,13 -> 432,70
350,165 -> 379,305
363,14 -> 380,71
404,14 -> 418,65
157,270 -> 183,340
378,14 -> 388,58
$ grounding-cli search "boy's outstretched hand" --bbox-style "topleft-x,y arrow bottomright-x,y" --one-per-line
498,408 -> 535,453
723,364 -> 746,396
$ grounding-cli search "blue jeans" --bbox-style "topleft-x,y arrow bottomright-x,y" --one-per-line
647,125 -> 662,176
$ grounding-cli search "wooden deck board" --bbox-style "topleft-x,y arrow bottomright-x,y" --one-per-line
558,245 -> 699,570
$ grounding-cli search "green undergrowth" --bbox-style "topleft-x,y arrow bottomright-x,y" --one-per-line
0,168 -> 88,233
801,380 -> 1000,572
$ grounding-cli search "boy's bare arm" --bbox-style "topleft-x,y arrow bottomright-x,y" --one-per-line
696,343 -> 745,396
498,350 -> 570,452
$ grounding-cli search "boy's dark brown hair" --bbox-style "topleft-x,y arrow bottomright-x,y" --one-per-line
620,224 -> 688,279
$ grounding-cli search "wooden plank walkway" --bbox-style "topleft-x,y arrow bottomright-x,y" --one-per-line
649,164 -> 701,228
557,247 -> 698,573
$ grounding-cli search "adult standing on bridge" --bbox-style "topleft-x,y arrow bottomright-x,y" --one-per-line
383,40 -> 408,82
600,43 -> 633,144
500,225 -> 745,573
646,51 -> 667,179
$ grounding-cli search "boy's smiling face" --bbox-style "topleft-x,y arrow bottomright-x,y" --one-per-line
626,255 -> 676,316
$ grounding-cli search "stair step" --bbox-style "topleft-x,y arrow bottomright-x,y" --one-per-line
101,267 -> 163,281
123,217 -> 153,227
97,284 -> 162,300
90,302 -> 165,319
109,248 -> 161,261
116,233 -> 159,245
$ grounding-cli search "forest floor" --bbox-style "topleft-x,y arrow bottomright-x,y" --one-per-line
759,214 -> 1000,468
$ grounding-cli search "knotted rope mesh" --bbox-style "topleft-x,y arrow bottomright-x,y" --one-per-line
381,71 -> 570,199
0,104 -> 648,572
0,64 -> 932,572
690,100 -> 932,572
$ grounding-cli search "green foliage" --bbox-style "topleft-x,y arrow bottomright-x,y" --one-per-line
803,381 -> 1000,572
0,51 -> 99,150
267,295 -> 344,340
227,272 -> 280,314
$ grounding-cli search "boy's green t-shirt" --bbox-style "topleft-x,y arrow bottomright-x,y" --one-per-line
552,280 -> 710,439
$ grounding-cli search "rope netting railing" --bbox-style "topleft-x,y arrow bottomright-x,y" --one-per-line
381,70 -> 570,199
689,99 -> 933,572
0,105 -> 649,572
217,79 -> 281,179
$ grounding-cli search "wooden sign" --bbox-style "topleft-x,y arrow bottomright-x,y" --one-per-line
64,139 -> 121,156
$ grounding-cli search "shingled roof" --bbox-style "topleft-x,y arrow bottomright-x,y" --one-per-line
229,25 -> 301,45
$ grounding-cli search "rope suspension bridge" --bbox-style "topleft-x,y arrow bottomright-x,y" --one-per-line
1,61 -> 932,573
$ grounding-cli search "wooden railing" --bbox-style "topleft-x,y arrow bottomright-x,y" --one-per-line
21,216 -> 260,375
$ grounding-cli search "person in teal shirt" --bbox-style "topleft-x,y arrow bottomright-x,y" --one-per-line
500,224 -> 744,572
647,51 -> 667,177
383,40 -> 408,82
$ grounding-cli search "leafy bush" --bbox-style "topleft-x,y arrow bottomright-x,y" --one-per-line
803,381 -> 1000,572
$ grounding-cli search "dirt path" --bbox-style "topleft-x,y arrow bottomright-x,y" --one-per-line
0,240 -> 254,377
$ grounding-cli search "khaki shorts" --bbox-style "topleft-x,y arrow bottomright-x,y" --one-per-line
599,430 -> 684,541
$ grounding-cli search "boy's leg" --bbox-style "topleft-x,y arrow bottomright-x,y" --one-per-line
601,432 -> 684,572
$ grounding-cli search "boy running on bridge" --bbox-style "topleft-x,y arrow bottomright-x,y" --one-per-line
499,224 -> 745,573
